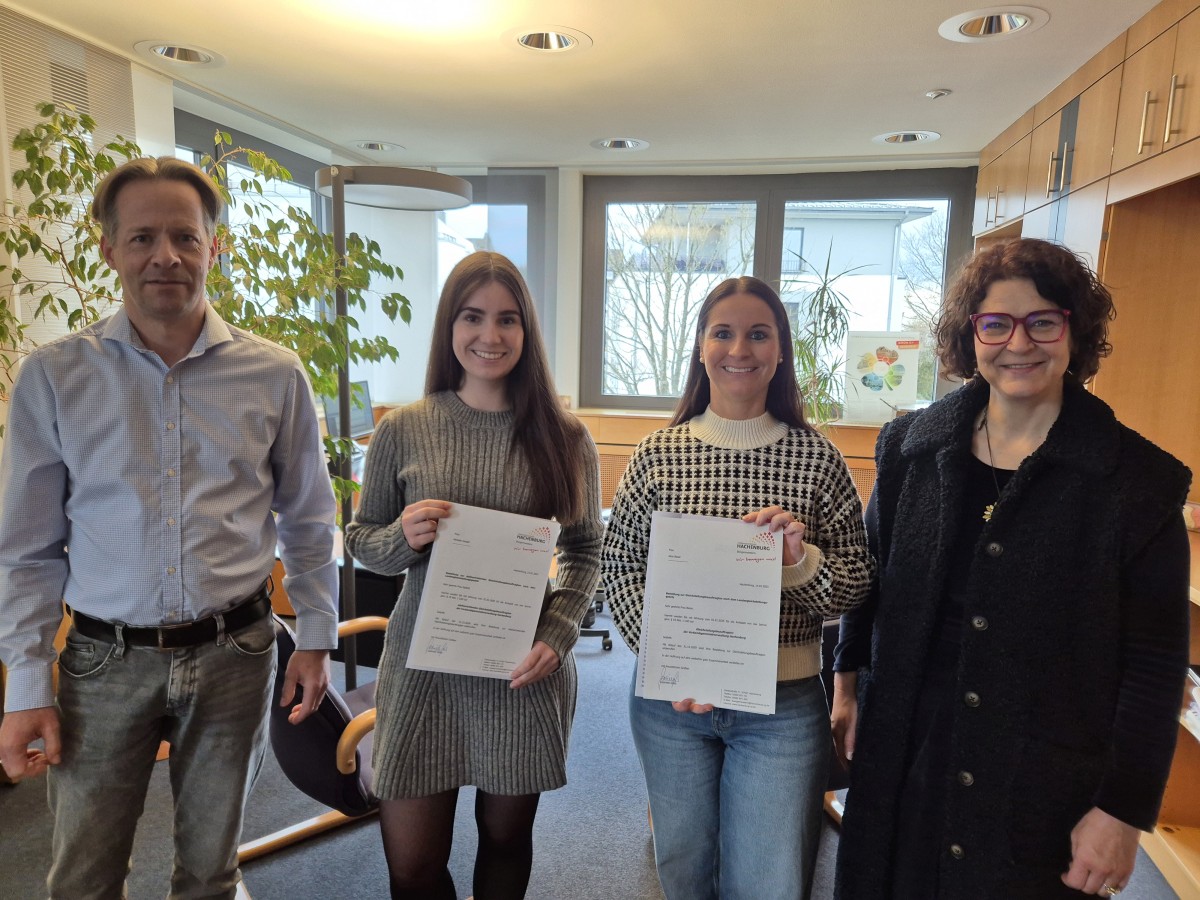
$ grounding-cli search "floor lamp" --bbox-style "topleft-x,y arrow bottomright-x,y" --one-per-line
315,165 -> 472,688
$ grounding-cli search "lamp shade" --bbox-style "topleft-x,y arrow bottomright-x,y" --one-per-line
315,166 -> 472,211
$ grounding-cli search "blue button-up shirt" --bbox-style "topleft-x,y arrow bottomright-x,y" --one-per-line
0,304 -> 338,711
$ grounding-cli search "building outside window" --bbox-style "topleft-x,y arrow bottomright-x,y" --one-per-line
579,170 -> 975,417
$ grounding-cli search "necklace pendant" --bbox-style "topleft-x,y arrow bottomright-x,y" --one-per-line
983,502 -> 995,523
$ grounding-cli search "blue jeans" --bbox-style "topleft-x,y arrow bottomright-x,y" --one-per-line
629,674 -> 830,900
47,614 -> 277,899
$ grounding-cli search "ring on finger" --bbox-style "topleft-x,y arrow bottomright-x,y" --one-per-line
1101,884 -> 1121,896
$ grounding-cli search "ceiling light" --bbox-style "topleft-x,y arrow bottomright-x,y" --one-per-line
872,131 -> 941,145
591,138 -> 649,151
315,166 -> 472,211
355,141 -> 401,152
133,40 -> 224,67
938,7 -> 1048,43
512,26 -> 592,53
925,88 -> 952,100
519,32 -> 575,51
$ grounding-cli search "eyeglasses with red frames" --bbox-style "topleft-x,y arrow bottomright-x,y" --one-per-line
969,309 -> 1071,345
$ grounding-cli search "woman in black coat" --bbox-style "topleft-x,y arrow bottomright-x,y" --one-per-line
832,238 -> 1192,899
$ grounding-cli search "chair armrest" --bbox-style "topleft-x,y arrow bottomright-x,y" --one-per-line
336,709 -> 377,775
336,616 -> 390,638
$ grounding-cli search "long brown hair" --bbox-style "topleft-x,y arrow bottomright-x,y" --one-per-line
426,251 -> 590,523
670,276 -> 812,431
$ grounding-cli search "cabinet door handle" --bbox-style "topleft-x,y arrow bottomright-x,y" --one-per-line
983,191 -> 994,227
994,187 -> 1006,222
1163,74 -> 1180,145
1045,150 -> 1058,197
1137,90 -> 1154,155
1058,141 -> 1071,192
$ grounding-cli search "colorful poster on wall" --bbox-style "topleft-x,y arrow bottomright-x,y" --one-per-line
841,332 -> 921,424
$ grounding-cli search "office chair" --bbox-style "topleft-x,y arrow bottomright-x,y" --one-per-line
237,614 -> 387,862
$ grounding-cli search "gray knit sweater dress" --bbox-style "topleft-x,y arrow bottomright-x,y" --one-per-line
344,391 -> 603,799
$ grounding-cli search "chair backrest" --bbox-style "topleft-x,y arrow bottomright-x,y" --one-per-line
269,615 -> 376,817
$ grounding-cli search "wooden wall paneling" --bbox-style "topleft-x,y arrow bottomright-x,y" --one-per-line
1092,175 -> 1200,499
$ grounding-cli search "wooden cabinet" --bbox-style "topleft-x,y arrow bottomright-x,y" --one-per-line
1113,27 -> 1180,172
973,134 -> 1031,234
1072,67 -> 1123,189
1025,111 -> 1067,214
1169,10 -> 1200,149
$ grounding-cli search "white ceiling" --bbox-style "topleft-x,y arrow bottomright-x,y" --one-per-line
11,0 -> 1159,172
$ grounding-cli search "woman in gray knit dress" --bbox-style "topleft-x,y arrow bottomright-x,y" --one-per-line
345,252 -> 602,899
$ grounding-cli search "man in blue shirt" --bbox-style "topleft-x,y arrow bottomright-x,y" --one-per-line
0,156 -> 339,898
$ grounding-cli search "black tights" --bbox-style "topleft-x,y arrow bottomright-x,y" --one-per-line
379,788 -> 541,900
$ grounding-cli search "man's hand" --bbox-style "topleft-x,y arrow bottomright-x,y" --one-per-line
0,706 -> 61,780
280,650 -> 331,725
509,641 -> 559,689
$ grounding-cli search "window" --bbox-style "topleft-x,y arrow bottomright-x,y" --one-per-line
436,170 -> 557,362
602,201 -> 756,397
580,169 -> 976,416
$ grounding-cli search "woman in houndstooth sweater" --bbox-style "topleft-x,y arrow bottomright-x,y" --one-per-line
602,275 -> 873,900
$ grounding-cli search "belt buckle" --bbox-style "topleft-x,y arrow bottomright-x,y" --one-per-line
155,621 -> 194,651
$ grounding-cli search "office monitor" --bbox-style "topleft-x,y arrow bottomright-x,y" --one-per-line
322,380 -> 375,439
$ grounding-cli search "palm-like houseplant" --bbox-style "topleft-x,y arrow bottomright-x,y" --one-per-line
786,246 -> 857,428
0,103 -> 408,499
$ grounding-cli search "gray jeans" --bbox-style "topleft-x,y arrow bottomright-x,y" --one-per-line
47,614 -> 277,899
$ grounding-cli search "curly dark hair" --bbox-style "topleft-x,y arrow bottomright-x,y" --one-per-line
934,238 -> 1114,383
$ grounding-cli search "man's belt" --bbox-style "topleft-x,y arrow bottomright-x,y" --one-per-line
70,583 -> 272,650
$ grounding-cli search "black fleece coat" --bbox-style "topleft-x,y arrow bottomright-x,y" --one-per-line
835,379 -> 1191,899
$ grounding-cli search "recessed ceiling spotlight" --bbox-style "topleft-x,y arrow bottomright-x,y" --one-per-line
925,88 -> 953,100
133,40 -> 224,67
590,138 -> 649,151
938,7 -> 1048,43
512,26 -> 593,53
872,131 -> 942,145
355,141 -> 402,152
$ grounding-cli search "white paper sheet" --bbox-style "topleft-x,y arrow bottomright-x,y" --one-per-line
407,503 -> 560,679
636,511 -> 782,714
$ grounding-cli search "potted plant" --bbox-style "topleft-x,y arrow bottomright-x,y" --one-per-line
0,102 -> 408,499
785,245 -> 858,428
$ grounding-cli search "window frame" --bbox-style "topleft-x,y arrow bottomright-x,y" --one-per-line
579,168 -> 977,411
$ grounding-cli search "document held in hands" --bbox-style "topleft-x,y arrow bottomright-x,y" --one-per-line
407,503 -> 560,679
636,511 -> 782,714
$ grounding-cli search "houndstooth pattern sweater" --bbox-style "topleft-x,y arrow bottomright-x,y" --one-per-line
344,391 -> 602,798
602,408 -> 873,682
